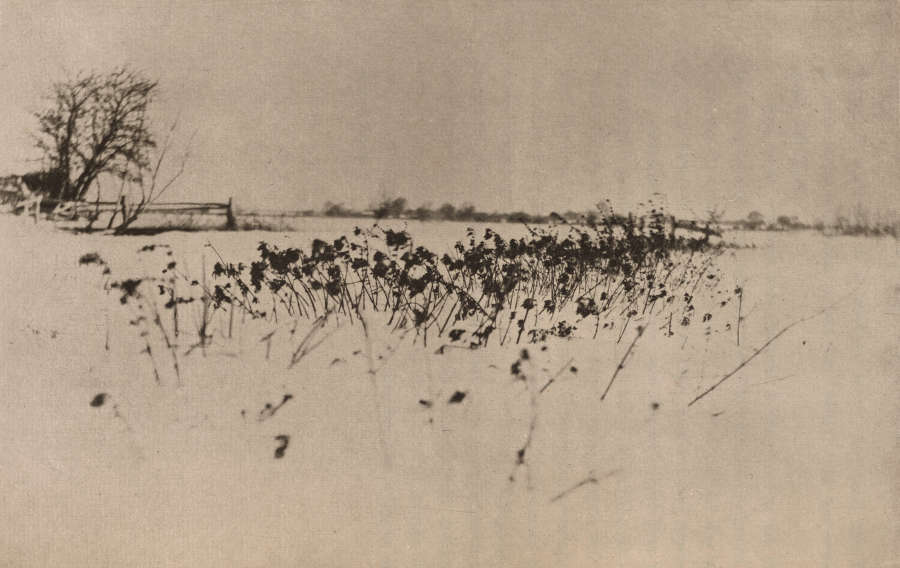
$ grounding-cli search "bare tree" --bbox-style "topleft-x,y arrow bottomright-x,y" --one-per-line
706,206 -> 726,225
111,121 -> 191,234
34,67 -> 158,202
372,196 -> 407,219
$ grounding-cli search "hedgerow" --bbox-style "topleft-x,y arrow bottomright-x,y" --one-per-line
200,208 -> 731,348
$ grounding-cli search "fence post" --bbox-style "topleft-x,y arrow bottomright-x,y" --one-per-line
34,196 -> 42,224
225,197 -> 237,230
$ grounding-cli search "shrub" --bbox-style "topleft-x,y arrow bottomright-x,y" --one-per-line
202,206 -> 731,348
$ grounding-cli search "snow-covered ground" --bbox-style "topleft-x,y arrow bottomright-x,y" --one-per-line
1,215 -> 897,567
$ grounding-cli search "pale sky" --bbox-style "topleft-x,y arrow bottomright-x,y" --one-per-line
1,1 -> 897,220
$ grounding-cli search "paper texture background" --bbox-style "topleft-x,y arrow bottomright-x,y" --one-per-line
1,2 -> 897,566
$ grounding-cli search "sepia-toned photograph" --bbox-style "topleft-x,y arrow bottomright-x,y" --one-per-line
0,1 -> 897,566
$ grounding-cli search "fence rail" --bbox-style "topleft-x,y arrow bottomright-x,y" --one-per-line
7,195 -> 237,229
46,198 -> 232,214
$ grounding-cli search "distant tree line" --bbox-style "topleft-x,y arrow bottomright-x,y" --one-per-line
731,211 -> 808,231
320,196 -> 596,225
729,207 -> 897,238
317,198 -> 897,238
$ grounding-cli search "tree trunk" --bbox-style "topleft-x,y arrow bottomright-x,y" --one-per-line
112,196 -> 143,235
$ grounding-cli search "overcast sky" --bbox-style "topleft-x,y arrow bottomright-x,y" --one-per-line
1,1 -> 896,220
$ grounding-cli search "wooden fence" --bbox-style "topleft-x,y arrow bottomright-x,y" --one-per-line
12,193 -> 43,223
34,196 -> 237,229
672,218 -> 722,239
